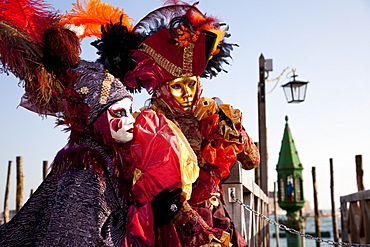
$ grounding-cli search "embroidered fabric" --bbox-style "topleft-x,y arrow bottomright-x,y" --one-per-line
0,137 -> 129,247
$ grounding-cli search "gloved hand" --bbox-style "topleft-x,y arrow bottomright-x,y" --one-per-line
193,97 -> 219,121
151,187 -> 183,227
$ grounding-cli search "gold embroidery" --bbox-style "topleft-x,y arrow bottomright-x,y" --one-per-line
79,86 -> 89,94
183,43 -> 194,74
140,43 -> 194,78
99,72 -> 115,104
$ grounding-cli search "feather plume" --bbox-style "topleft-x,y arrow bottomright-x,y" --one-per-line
0,23 -> 71,116
201,32 -> 238,79
91,20 -> 145,86
61,0 -> 134,39
22,66 -> 65,115
0,0 -> 57,43
42,25 -> 81,76
133,5 -> 201,35
134,4 -> 220,38
0,21 -> 42,82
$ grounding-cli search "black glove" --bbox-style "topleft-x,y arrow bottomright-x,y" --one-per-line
151,187 -> 183,227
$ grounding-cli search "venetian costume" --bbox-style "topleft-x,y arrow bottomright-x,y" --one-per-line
0,1 -> 138,246
90,2 -> 260,246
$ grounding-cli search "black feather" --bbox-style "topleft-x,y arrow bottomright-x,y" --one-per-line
91,18 -> 145,92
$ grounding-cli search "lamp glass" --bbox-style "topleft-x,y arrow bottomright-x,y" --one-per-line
282,80 -> 308,103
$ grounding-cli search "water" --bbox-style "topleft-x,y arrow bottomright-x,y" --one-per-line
269,215 -> 341,247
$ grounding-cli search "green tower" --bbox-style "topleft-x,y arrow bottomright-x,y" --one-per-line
276,116 -> 305,247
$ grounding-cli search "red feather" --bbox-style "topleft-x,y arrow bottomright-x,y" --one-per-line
0,0 -> 56,43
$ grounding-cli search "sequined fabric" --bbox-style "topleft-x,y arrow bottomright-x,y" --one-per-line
0,142 -> 129,247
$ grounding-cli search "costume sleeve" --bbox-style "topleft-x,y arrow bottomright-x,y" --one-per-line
123,204 -> 155,247
39,168 -> 113,247
130,109 -> 198,205
172,201 -> 231,247
237,126 -> 260,170
218,103 -> 260,170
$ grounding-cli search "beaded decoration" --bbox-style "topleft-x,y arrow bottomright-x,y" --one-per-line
99,72 -> 115,104
139,43 -> 194,78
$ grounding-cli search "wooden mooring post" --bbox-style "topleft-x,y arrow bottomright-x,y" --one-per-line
273,181 -> 280,247
43,160 -> 49,179
355,155 -> 364,191
16,156 -> 24,213
3,161 -> 12,223
312,167 -> 321,247
329,159 -> 339,247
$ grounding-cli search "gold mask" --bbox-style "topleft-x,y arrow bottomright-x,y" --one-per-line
168,76 -> 198,111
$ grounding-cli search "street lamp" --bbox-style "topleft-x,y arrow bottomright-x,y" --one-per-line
282,74 -> 309,103
257,54 -> 308,195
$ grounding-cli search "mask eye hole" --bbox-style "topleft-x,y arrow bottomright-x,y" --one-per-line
170,84 -> 182,90
112,109 -> 127,117
188,81 -> 197,87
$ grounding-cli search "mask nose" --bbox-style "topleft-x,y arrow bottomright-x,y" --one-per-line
127,114 -> 135,125
183,86 -> 192,97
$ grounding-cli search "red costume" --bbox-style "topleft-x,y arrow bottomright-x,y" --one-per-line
86,1 -> 260,246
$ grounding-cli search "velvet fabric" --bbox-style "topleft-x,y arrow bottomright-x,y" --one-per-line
124,28 -> 209,94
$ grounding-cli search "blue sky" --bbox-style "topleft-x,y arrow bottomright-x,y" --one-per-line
1,0 -> 369,212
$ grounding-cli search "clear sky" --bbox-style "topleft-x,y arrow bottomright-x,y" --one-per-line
1,0 -> 369,212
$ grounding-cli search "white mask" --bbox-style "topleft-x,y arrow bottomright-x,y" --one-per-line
107,98 -> 135,143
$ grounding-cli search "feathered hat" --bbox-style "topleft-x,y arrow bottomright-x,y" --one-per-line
0,0 -> 133,130
89,0 -> 237,94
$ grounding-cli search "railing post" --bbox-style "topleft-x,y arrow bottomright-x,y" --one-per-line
222,162 -> 245,236
340,189 -> 370,243
222,161 -> 270,247
340,197 -> 349,242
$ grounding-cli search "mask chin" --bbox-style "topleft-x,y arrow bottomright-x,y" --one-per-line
111,128 -> 133,143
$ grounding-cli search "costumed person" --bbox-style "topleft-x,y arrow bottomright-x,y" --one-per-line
0,0 -> 182,246
88,1 -> 261,246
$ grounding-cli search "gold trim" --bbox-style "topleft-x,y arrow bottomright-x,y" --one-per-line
182,43 -> 194,74
99,72 -> 115,104
140,43 -> 194,78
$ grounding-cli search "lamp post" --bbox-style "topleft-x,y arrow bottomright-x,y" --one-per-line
257,54 -> 308,195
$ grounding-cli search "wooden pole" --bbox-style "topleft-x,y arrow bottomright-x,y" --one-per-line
43,160 -> 49,179
254,142 -> 261,187
274,181 -> 280,247
3,161 -> 12,223
355,155 -> 364,191
258,54 -> 268,194
329,159 -> 339,247
16,156 -> 24,213
312,167 -> 321,247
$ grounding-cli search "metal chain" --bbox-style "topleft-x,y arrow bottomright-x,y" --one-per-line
230,191 -> 370,247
